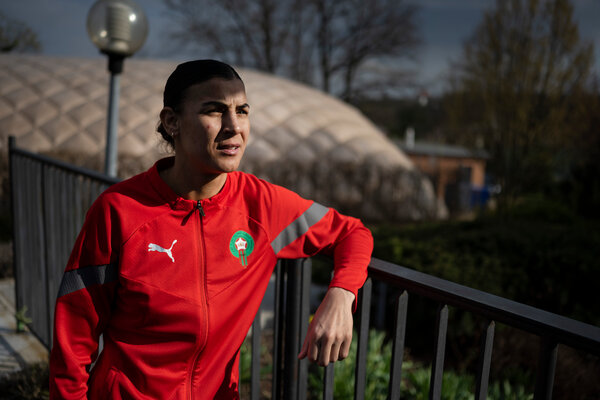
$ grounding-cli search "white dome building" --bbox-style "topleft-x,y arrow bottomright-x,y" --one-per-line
0,54 -> 442,221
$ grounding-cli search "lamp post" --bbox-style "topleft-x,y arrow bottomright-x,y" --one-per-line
86,0 -> 148,177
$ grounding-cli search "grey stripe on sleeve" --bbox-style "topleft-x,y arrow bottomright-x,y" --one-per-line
271,202 -> 329,254
57,263 -> 118,298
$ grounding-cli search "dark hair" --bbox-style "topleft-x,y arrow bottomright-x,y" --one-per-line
157,59 -> 243,147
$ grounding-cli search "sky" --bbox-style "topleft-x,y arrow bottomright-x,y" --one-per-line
3,0 -> 599,96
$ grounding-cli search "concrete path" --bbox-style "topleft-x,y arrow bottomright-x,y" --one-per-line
0,279 -> 48,376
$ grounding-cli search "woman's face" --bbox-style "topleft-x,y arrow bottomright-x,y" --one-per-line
172,78 -> 250,176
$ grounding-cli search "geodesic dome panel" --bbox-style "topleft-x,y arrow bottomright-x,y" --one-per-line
0,54 -> 441,221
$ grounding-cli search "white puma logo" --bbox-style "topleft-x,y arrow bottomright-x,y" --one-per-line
148,240 -> 178,263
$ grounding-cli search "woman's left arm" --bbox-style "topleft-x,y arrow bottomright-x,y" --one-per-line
293,208 -> 372,366
268,189 -> 373,366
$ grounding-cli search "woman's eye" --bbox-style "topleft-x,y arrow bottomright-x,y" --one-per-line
237,108 -> 249,115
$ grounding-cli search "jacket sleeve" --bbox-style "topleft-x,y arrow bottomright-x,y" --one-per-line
49,195 -> 120,399
266,184 -> 373,304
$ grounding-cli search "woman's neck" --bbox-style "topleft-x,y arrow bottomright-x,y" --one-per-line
159,160 -> 227,201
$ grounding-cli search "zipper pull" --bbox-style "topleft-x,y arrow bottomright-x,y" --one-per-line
197,201 -> 205,217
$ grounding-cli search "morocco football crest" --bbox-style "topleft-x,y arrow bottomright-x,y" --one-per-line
229,231 -> 255,267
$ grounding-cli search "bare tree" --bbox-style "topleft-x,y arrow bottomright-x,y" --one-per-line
163,0 -> 419,100
286,0 -> 317,84
0,12 -> 41,53
163,0 -> 300,73
313,0 -> 419,101
444,0 -> 594,206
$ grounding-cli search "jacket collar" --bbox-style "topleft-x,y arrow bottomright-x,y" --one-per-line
147,156 -> 233,211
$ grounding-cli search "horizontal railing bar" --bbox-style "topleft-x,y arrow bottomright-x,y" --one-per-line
10,143 -> 120,186
368,258 -> 600,356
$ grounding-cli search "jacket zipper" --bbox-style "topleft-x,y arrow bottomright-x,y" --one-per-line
188,201 -> 209,399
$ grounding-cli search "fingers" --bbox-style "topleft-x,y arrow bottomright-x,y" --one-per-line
318,337 -> 332,367
298,287 -> 355,366
298,330 -> 322,364
329,340 -> 342,363
324,333 -> 351,365
339,337 -> 351,360
298,336 -> 308,359
314,333 -> 350,366
298,331 -> 339,366
309,338 -> 320,363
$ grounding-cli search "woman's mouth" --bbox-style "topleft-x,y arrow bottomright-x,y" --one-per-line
217,143 -> 240,155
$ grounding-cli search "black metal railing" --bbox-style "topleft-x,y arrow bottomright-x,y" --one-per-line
263,257 -> 600,400
9,137 -> 119,347
9,138 -> 600,399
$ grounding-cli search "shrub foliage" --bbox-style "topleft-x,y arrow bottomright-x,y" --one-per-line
372,196 -> 600,327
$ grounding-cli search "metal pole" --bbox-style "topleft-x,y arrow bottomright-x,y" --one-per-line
104,72 -> 120,176
104,54 -> 124,177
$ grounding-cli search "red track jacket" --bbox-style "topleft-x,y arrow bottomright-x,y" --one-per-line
50,157 -> 373,399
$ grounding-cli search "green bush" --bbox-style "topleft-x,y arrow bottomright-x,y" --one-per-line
372,196 -> 600,326
308,329 -> 391,399
239,334 -> 274,398
402,366 -> 533,400
370,197 -> 600,396
306,329 -> 532,400
0,362 -> 49,400
402,366 -> 475,400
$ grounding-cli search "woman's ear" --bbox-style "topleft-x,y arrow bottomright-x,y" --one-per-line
160,107 -> 179,134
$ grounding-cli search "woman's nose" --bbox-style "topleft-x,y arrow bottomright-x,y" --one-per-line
222,111 -> 241,133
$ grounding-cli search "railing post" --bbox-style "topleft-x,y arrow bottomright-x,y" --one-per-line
283,259 -> 300,400
533,338 -> 558,400
475,321 -> 495,400
298,259 -> 311,399
389,290 -> 409,400
323,364 -> 335,400
8,137 -> 21,320
250,312 -> 261,400
354,277 -> 372,400
429,304 -> 449,400
41,163 -> 52,344
281,258 -> 311,400
272,262 -> 285,400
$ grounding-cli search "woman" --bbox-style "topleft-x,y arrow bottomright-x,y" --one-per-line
50,60 -> 373,399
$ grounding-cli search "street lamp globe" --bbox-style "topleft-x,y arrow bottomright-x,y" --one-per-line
86,0 -> 148,57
